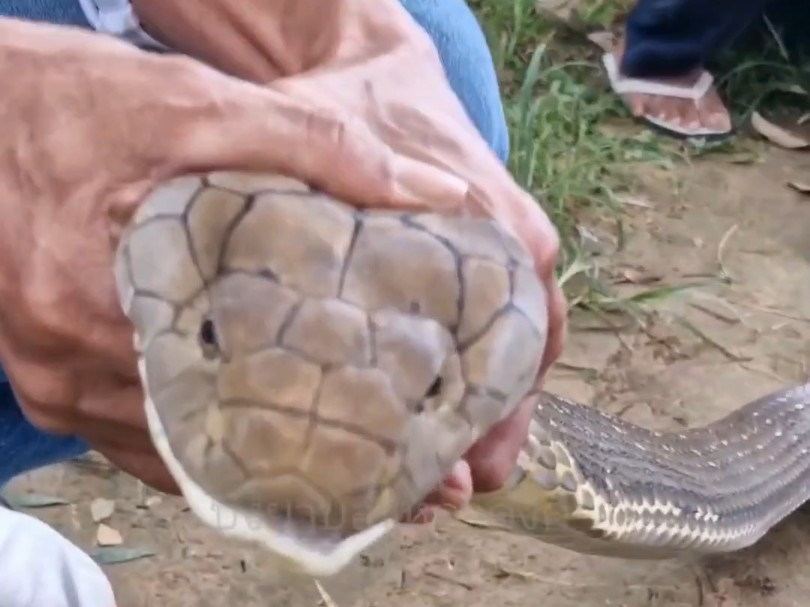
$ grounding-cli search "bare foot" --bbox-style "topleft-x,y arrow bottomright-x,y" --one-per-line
611,41 -> 731,135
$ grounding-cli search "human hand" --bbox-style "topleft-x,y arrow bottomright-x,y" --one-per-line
0,0 -> 565,513
132,0 -> 566,507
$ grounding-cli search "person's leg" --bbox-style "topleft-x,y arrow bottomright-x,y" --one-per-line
622,0 -> 768,78
397,0 -> 510,164
0,380 -> 88,487
605,0 -> 770,138
0,0 -> 90,26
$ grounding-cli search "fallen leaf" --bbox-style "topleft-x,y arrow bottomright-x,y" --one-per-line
751,111 -> 810,149
615,268 -> 661,285
492,564 -> 538,581
5,493 -> 70,509
91,547 -> 156,565
452,509 -> 511,531
788,181 -> 810,195
96,523 -> 123,547
585,30 -> 614,51
90,498 -> 116,523
535,0 -> 579,21
614,193 -> 654,208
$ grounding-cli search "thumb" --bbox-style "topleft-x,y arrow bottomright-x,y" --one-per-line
464,397 -> 533,492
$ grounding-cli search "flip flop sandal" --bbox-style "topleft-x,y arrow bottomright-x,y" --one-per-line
602,53 -> 733,141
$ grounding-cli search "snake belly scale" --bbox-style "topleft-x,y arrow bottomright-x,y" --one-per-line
113,171 -> 810,577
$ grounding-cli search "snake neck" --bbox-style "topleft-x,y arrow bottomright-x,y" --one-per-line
484,386 -> 810,557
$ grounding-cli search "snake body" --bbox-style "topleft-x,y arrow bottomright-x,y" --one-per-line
113,172 -> 810,577
476,386 -> 810,559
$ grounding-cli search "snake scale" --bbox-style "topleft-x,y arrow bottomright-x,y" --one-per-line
113,171 -> 810,577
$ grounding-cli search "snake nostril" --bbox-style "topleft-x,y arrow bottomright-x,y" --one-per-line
198,318 -> 220,358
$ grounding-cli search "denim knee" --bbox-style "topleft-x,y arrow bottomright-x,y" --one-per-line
398,0 -> 510,164
0,0 -> 90,26
0,382 -> 88,488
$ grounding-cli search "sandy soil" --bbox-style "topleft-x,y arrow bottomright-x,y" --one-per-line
5,148 -> 810,607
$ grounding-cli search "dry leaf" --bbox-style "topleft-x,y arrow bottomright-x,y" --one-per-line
586,30 -> 615,52
535,0 -> 579,20
616,268 -> 661,285
452,509 -> 511,531
751,111 -> 810,149
96,523 -> 123,547
788,181 -> 810,195
4,493 -> 69,509
90,498 -> 115,523
614,193 -> 654,208
91,547 -> 155,565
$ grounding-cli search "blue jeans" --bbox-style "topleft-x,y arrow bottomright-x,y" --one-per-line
621,0 -> 771,78
0,0 -> 508,487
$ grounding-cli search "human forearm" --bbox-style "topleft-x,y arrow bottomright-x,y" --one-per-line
130,0 -> 440,84
131,0 -> 345,81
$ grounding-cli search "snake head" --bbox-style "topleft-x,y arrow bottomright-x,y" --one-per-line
113,171 -> 547,575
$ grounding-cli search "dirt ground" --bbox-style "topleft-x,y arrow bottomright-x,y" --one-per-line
5,148 -> 810,607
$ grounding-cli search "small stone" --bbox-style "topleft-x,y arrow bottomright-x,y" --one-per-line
144,496 -> 162,509
96,523 -> 123,547
90,498 -> 116,523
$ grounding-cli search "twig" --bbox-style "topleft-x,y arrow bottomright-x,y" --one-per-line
314,581 -> 339,607
716,224 -> 739,281
424,570 -> 475,591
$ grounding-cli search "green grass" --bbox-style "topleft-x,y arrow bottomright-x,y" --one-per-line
468,0 -> 808,315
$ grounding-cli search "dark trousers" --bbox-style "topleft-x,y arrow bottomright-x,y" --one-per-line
620,0 -> 772,78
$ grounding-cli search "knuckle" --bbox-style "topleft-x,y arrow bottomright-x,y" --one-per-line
307,109 -> 397,206
536,237 -> 560,276
306,106 -> 349,149
16,395 -> 73,434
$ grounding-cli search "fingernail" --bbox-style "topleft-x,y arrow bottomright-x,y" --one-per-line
392,157 -> 469,212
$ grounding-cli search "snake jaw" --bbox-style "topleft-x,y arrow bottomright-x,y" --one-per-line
140,359 -> 397,577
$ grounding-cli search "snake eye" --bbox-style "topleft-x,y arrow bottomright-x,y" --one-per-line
199,318 -> 219,358
426,376 -> 443,398
414,376 -> 444,414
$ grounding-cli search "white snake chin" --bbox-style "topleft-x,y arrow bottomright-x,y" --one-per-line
142,360 -> 395,578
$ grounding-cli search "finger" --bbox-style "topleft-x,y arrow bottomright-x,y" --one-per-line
167,64 -> 469,213
499,191 -> 565,380
400,460 -> 472,524
464,397 -> 534,492
539,277 -> 567,379
95,444 -> 181,495
507,192 -> 560,284
425,459 -> 473,510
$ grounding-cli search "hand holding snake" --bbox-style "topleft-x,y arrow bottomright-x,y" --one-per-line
0,4 -> 563,515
